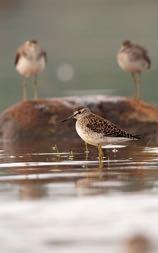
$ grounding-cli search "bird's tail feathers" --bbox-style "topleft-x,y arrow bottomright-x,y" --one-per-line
132,134 -> 141,140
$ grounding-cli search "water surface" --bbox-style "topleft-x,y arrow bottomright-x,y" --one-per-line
0,140 -> 158,252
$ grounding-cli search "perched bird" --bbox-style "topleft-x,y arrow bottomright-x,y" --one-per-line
15,40 -> 47,100
63,107 -> 140,165
117,40 -> 151,99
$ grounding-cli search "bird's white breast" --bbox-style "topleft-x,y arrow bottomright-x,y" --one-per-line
16,56 -> 46,78
76,121 -> 106,146
117,51 -> 147,73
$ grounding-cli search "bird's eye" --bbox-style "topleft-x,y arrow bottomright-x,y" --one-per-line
74,111 -> 81,117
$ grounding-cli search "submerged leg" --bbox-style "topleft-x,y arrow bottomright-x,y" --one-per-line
52,144 -> 61,160
131,72 -> 141,99
98,144 -> 104,168
22,78 -> 28,101
33,75 -> 38,100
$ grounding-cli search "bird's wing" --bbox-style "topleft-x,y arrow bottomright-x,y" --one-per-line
142,49 -> 151,69
126,47 -> 142,61
14,51 -> 20,65
135,45 -> 151,68
40,50 -> 47,63
128,45 -> 151,68
86,114 -> 138,139
14,46 -> 25,66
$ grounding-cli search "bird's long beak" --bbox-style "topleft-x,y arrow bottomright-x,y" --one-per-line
61,114 -> 73,122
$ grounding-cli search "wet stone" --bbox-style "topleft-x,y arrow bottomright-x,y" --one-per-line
0,95 -> 158,144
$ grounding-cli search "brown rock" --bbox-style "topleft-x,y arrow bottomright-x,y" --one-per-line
0,95 -> 158,144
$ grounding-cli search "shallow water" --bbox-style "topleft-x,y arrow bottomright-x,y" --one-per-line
0,140 -> 158,252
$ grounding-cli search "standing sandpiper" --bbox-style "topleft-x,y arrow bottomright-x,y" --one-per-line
63,107 -> 140,165
15,40 -> 47,100
117,40 -> 151,99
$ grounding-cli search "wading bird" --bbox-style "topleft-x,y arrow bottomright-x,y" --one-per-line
63,107 -> 140,166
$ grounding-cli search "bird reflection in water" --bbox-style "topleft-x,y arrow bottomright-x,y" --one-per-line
123,234 -> 152,253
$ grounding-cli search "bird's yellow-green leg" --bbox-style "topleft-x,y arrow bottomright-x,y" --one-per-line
68,150 -> 74,160
52,144 -> 61,160
98,144 -> 104,168
85,142 -> 88,153
22,78 -> 28,101
136,72 -> 141,98
106,149 -> 110,168
131,72 -> 141,99
33,75 -> 38,100
85,142 -> 89,161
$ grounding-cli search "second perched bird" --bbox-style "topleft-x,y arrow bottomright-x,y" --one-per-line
15,40 -> 47,100
117,40 -> 151,99
63,107 -> 140,164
